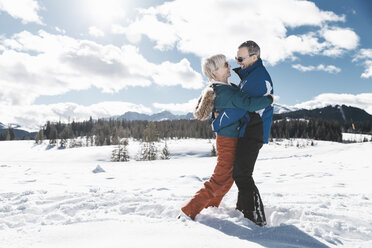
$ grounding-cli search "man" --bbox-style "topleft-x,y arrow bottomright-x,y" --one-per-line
212,41 -> 274,226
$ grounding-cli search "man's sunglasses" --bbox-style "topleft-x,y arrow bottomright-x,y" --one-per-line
235,54 -> 255,63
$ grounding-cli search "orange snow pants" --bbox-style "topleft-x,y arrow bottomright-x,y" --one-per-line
181,135 -> 238,220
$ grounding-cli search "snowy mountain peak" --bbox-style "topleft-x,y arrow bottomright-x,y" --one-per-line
114,111 -> 194,121
0,123 -> 21,129
273,104 -> 299,114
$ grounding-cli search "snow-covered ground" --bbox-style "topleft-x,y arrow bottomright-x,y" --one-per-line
0,138 -> 371,248
342,132 -> 372,142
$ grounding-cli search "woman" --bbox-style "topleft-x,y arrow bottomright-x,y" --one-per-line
181,54 -> 273,220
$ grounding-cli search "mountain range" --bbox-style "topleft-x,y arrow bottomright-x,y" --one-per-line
1,104 -> 371,139
0,122 -> 37,140
112,104 -> 298,121
274,105 -> 372,122
111,111 -> 194,121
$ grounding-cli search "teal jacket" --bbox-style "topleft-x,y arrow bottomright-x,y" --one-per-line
213,83 -> 272,138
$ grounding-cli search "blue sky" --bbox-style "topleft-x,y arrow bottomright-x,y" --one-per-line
0,0 -> 371,130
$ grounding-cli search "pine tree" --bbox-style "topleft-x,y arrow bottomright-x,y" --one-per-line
8,128 -> 15,140
143,122 -> 159,142
85,135 -> 90,147
211,144 -> 217,157
138,142 -> 158,161
160,141 -> 170,160
112,135 -> 119,145
59,126 -> 72,148
111,148 -> 119,162
111,139 -> 130,162
49,125 -> 58,146
5,131 -> 11,141
35,129 -> 44,144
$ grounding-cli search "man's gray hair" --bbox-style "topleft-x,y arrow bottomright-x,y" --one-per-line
239,40 -> 260,58
202,54 -> 226,81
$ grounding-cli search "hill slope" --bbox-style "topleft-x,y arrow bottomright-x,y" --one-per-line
274,104 -> 372,122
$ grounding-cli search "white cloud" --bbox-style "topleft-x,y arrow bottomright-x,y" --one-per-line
352,48 -> 372,79
360,60 -> 372,79
153,98 -> 198,114
0,30 -> 204,106
0,102 -> 153,131
79,0 -> 127,27
321,26 -> 359,50
294,93 -> 372,115
124,14 -> 179,50
292,64 -> 315,72
292,64 -> 341,74
0,0 -> 43,24
322,47 -> 344,57
153,59 -> 204,89
124,0 -> 356,65
55,27 -> 66,34
111,24 -> 126,34
89,26 -> 105,37
111,24 -> 142,43
353,49 -> 372,61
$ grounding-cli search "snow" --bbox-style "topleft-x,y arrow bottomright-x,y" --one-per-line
92,165 -> 105,173
342,132 -> 372,142
0,138 -> 371,248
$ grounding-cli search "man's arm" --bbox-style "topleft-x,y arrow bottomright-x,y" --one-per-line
230,92 -> 273,112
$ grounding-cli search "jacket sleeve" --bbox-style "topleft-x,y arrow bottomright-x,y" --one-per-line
229,91 -> 272,112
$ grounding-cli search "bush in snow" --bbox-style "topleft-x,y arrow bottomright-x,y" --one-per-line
137,142 -> 158,161
69,139 -> 83,148
111,139 -> 130,162
160,142 -> 170,160
59,138 -> 67,148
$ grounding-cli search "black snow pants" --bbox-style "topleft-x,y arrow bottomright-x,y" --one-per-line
233,112 -> 266,226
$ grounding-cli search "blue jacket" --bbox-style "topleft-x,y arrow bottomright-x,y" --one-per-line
212,82 -> 272,138
212,59 -> 274,143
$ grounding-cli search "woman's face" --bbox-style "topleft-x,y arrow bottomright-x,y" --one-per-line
213,61 -> 231,82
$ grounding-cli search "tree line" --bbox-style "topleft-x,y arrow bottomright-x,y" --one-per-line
270,119 -> 342,142
0,128 -> 15,141
33,117 -> 215,146
3,116 -> 368,143
25,117 -> 352,145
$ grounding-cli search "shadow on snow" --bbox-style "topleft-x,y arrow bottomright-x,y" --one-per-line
198,217 -> 329,248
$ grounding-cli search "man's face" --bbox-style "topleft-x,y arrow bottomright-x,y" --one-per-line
236,47 -> 257,69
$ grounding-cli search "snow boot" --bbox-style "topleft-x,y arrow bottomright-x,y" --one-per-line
236,191 -> 267,226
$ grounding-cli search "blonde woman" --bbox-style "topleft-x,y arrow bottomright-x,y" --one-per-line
181,54 -> 273,220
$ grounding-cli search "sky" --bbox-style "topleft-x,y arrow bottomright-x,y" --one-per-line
0,0 -> 372,130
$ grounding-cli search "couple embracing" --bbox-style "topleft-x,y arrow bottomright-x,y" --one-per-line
181,40 -> 274,227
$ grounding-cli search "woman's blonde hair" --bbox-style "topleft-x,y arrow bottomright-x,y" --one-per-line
202,54 -> 226,81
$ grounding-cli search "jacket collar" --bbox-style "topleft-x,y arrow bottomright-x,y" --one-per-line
233,58 -> 263,80
210,80 -> 231,86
